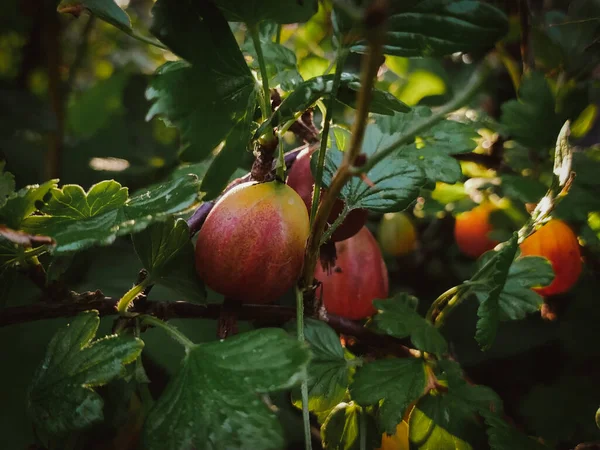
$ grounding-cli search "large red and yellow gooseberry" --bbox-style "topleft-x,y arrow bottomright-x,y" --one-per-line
195,181 -> 310,304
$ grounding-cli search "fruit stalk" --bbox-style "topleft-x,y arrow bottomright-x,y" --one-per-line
301,1 -> 387,291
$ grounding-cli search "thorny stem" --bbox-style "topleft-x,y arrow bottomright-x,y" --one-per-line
319,204 -> 350,245
296,287 -> 313,450
116,278 -> 151,313
309,45 -> 349,225
353,60 -> 491,174
301,3 -> 387,290
251,26 -> 272,122
141,314 -> 194,352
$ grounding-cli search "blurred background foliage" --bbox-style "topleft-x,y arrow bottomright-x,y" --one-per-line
0,0 -> 599,449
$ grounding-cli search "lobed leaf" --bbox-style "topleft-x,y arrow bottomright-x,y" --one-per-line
350,0 -> 509,58
142,328 -> 310,450
27,311 -> 143,437
351,358 -> 427,434
372,294 -> 448,355
292,319 -> 355,417
132,217 -> 205,303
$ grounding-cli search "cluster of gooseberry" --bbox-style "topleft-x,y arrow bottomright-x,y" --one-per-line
194,153 -> 582,323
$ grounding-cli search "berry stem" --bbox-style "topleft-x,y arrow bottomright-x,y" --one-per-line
141,315 -> 194,352
116,278 -> 151,313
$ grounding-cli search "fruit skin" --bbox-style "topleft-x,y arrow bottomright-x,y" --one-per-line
195,181 -> 310,304
377,212 -> 417,256
519,219 -> 582,296
377,421 -> 409,450
454,203 -> 499,259
315,226 -> 388,320
287,147 -> 368,242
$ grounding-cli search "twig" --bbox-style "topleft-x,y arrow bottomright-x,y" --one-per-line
354,60 -> 491,174
0,295 -> 414,358
300,0 -> 387,292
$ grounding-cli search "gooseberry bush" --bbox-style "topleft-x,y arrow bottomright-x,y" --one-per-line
1,0 -> 599,449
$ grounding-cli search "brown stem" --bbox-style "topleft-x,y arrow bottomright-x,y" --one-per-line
0,295 -> 414,358
300,1 -> 387,291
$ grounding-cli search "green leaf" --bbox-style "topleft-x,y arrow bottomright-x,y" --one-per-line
319,126 -> 426,213
483,413 -> 549,450
555,150 -> 600,221
372,294 -> 448,355
0,180 -> 58,229
148,1 -> 258,162
376,108 -> 479,183
321,402 -> 381,450
409,387 -> 495,450
476,255 -> 554,322
215,0 -> 318,25
21,181 -> 128,253
292,319 -> 355,416
21,176 -> 200,254
256,74 -> 410,138
351,358 -> 427,434
243,39 -> 303,91
351,1 -> 508,58
122,175 -> 201,223
468,234 -> 519,350
199,95 -> 256,200
57,0 -> 132,32
501,72 -> 562,149
27,311 -> 143,437
501,175 -> 547,204
142,328 -> 310,450
0,161 -> 15,210
132,217 -> 205,303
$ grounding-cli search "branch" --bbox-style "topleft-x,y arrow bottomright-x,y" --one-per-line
300,1 -> 387,292
0,294 -> 414,358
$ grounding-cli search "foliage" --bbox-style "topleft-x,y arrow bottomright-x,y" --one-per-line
0,0 -> 599,449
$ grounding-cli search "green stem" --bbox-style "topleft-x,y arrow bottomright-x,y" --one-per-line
296,286 -> 313,450
276,135 -> 285,180
275,25 -> 282,44
309,46 -> 349,225
353,61 -> 491,175
425,285 -> 460,323
141,315 -> 194,352
116,279 -> 150,313
251,27 -> 271,122
319,204 -> 350,245
359,407 -> 367,450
